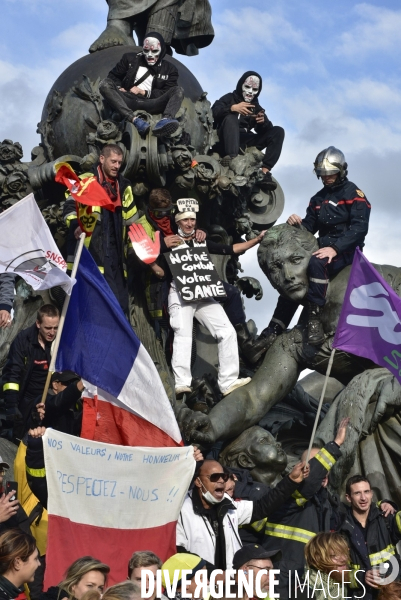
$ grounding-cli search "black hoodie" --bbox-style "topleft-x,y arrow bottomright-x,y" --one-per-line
212,70 -> 273,132
107,32 -> 179,98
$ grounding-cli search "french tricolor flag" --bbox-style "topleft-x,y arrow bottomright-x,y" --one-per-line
56,246 -> 181,447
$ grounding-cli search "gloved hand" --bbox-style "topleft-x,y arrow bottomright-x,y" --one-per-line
235,276 -> 263,300
5,405 -> 22,422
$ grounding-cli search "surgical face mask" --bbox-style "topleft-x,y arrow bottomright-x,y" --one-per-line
177,225 -> 195,238
198,479 -> 224,505
242,76 -> 260,102
143,37 -> 161,65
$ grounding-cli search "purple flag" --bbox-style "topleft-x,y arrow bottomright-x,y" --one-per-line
333,248 -> 401,383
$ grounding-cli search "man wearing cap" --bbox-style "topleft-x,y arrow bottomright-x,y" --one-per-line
34,371 -> 84,436
132,192 -> 271,371
231,544 -> 281,600
161,553 -> 209,599
176,459 -> 307,573
166,204 -> 267,397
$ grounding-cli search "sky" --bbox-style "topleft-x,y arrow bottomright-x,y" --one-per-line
1,0 -> 401,330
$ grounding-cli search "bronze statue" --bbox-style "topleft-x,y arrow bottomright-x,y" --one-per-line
180,223 -> 401,448
219,426 -> 288,486
90,0 -> 214,56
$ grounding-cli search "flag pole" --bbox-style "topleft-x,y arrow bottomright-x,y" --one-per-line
40,233 -> 86,404
305,347 -> 336,464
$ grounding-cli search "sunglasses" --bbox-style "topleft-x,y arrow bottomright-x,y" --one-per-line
201,472 -> 230,483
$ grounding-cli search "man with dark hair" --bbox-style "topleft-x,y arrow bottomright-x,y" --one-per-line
2,305 -> 60,441
337,475 -> 401,600
99,33 -> 184,138
212,71 -> 284,192
63,144 -> 137,313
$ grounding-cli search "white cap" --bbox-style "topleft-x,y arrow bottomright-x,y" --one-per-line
175,211 -> 197,223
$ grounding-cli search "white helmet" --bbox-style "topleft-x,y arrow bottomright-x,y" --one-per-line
314,146 -> 347,180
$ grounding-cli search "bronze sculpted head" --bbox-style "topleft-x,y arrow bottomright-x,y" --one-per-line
257,224 -> 318,302
219,426 -> 287,486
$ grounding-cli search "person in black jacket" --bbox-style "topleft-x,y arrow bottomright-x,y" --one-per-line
0,530 -> 40,600
212,71 -> 284,192
0,457 -> 30,538
99,32 -> 184,138
0,274 -> 15,329
262,146 -> 371,347
337,475 -> 401,600
62,145 -> 137,313
2,304 -> 60,441
33,371 -> 83,436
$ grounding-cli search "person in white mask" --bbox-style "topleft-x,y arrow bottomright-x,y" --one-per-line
176,459 -> 308,572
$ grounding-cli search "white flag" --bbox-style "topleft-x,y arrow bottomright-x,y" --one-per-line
0,194 -> 73,294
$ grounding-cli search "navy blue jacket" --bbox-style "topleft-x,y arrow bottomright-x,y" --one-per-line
302,178 -> 371,255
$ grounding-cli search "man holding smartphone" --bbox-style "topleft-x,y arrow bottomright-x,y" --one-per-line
0,455 -> 30,535
212,71 -> 284,191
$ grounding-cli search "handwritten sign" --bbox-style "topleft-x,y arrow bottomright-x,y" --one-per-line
165,244 -> 227,302
43,429 -> 196,529
176,198 -> 199,213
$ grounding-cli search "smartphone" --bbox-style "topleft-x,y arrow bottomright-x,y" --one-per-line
5,481 -> 18,501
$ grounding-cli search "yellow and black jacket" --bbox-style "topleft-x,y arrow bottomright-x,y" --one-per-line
337,503 -> 401,599
247,442 -> 342,584
63,164 -> 137,276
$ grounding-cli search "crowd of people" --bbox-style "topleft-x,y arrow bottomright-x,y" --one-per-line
0,31 -> 399,600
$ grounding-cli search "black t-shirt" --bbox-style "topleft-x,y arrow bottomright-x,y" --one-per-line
25,343 -> 50,400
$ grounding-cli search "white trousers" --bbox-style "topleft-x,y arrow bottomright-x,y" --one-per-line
168,285 -> 239,393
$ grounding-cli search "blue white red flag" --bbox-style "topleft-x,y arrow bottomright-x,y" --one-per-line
56,247 -> 181,446
333,248 -> 401,384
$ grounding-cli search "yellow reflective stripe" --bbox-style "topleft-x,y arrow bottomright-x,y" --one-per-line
26,465 -> 46,478
292,490 -> 308,507
396,512 -> 401,533
149,308 -> 163,318
98,266 -> 105,274
123,205 -> 138,221
123,186 -> 134,207
67,262 -> 74,270
349,567 -> 361,589
123,270 -> 127,279
315,447 -> 336,471
3,383 -> 19,392
248,518 -> 267,533
65,213 -> 77,225
369,545 -> 395,566
264,522 -> 315,544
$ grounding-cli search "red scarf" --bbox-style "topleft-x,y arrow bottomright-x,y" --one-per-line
97,165 -> 121,208
150,213 -> 174,237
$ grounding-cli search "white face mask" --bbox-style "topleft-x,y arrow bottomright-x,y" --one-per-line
242,76 -> 260,102
177,225 -> 195,238
198,479 -> 224,505
143,37 -> 161,65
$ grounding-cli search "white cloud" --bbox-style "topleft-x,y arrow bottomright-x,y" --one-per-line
337,3 -> 401,58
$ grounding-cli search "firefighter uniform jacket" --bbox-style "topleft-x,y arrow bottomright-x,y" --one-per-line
337,504 -> 401,600
63,165 -> 137,275
2,324 -> 51,423
248,442 -> 342,599
302,178 -> 371,255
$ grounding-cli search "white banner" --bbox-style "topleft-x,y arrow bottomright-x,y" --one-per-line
0,194 -> 73,293
43,429 -> 196,529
